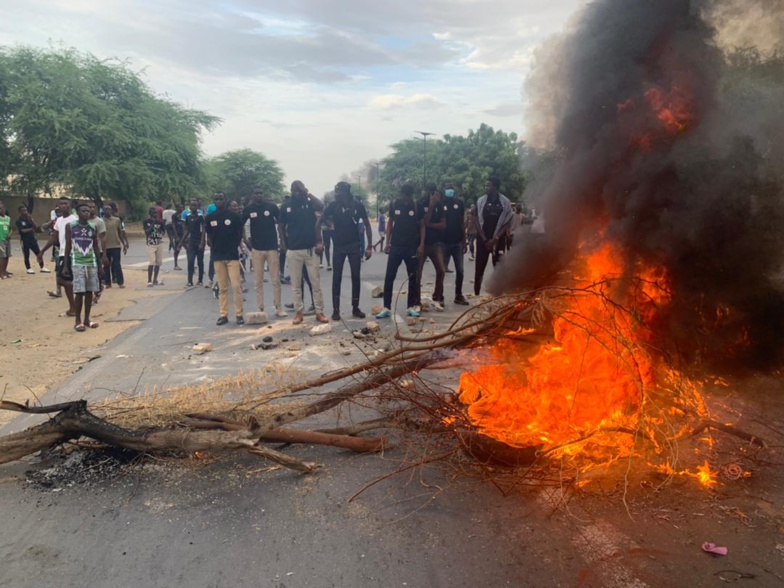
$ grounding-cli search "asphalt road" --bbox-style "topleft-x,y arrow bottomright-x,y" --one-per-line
1,236 -> 782,587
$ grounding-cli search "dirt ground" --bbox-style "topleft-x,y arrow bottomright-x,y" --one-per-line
0,247 -> 170,428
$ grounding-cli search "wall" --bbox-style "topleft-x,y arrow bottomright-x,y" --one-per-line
0,196 -> 130,226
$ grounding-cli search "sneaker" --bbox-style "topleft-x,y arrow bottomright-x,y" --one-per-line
206,281 -> 213,288
406,307 -> 421,318
236,315 -> 245,325
284,302 -> 295,310
26,269 -> 35,274
469,256 -> 475,261
445,268 -> 454,273
118,284 -> 125,289
280,276 -> 291,285
331,310 -> 341,321
327,266 -> 332,272
275,309 -> 288,318
212,286 -> 219,299
40,267 -> 51,273
216,316 -> 229,326
174,266 -> 182,271
432,301 -> 445,312
186,282 -> 194,288
376,308 -> 392,319
319,263 -> 324,269
352,307 -> 366,319
147,282 -> 153,287
454,296 -> 470,306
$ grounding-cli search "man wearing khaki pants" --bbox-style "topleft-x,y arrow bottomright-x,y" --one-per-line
205,193 -> 245,326
279,181 -> 329,325
242,188 -> 286,319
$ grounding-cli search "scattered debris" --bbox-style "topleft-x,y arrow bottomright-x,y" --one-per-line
371,304 -> 383,315
262,336 -> 274,343
365,321 -> 380,333
192,343 -> 213,355
287,343 -> 303,351
701,543 -> 728,556
246,312 -> 269,325
251,342 -> 278,351
309,324 -> 332,336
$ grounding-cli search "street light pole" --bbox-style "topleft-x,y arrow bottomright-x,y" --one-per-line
415,131 -> 434,188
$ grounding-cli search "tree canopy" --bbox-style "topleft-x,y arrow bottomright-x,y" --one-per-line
0,46 -> 220,214
374,124 -> 526,206
203,149 -> 286,204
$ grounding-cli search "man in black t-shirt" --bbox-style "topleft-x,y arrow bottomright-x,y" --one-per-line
417,183 -> 447,310
322,182 -> 373,321
16,205 -> 48,274
243,188 -> 286,318
474,176 -> 514,296
279,180 -> 329,325
178,199 -> 206,286
440,182 -> 469,305
205,192 -> 245,325
143,208 -> 166,286
376,184 -> 425,319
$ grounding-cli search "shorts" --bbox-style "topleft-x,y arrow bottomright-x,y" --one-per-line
147,243 -> 163,266
56,256 -> 72,282
72,265 -> 100,293
0,240 -> 10,258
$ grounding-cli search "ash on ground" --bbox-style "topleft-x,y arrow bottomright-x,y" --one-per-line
26,447 -> 140,492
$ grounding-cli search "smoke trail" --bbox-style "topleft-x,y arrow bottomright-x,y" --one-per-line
493,0 -> 784,368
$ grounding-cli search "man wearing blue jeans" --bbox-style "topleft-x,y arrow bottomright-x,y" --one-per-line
376,184 -> 425,319
440,181 -> 469,305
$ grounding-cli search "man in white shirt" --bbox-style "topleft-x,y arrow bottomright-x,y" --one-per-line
162,203 -> 177,252
38,197 -> 78,316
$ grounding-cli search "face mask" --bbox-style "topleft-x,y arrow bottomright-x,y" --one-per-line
445,189 -> 455,198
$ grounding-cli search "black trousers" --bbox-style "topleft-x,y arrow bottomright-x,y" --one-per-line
332,244 -> 362,311
105,247 -> 124,286
21,239 -> 41,270
321,229 -> 333,265
441,242 -> 465,298
186,243 -> 204,283
383,245 -> 419,310
474,236 -> 507,295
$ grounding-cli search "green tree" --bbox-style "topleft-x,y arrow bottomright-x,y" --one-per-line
0,46 -> 219,215
374,124 -> 525,206
204,149 -> 285,203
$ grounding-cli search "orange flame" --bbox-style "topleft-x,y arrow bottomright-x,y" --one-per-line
459,242 -> 708,477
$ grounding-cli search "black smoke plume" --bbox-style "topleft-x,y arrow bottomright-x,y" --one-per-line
492,0 -> 784,368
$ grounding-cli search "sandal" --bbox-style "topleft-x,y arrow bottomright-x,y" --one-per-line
74,323 -> 86,332
86,321 -> 99,329
48,291 -> 63,298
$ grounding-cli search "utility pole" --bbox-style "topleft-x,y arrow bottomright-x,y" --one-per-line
415,131 -> 434,188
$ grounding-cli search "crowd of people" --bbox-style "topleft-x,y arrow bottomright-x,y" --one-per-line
0,175 -> 533,330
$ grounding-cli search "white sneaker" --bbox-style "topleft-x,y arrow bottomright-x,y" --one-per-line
26,269 -> 35,274
275,309 -> 288,318
40,267 -> 51,273
432,301 -> 444,312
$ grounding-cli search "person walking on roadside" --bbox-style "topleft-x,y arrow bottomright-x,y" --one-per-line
322,181 -> 372,321
206,192 -> 245,325
38,197 -> 78,314
63,202 -> 104,331
163,203 -> 177,252
279,181 -> 329,325
143,207 -> 166,287
374,208 -> 386,252
474,176 -> 514,296
15,205 -> 50,274
102,204 -> 128,289
178,199 -> 206,287
417,183 -> 447,310
376,184 -> 424,319
0,201 -> 12,279
243,188 -> 287,319
440,182 -> 469,305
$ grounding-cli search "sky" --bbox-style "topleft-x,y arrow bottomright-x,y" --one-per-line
1,0 -> 586,194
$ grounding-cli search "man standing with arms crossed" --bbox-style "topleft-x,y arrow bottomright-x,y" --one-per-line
279,181 -> 328,325
322,181 -> 372,321
243,188 -> 287,319
206,192 -> 245,325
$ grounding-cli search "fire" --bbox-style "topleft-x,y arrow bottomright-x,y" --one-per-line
459,242 -> 708,477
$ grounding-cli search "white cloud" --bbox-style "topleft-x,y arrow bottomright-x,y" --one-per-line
369,93 -> 444,110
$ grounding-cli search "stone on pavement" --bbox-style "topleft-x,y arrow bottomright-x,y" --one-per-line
246,311 -> 269,325
365,321 -> 380,332
192,343 -> 213,354
371,304 -> 383,315
309,324 -> 332,336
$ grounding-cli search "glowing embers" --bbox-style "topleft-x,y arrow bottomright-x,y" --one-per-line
618,84 -> 696,151
459,243 -> 688,466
